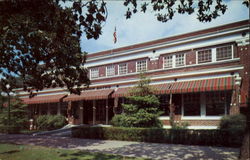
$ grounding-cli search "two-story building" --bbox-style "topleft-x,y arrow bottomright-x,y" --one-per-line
18,20 -> 250,129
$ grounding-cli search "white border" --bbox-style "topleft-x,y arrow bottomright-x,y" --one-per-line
136,59 -> 147,73
118,63 -> 128,75
163,125 -> 218,129
106,65 -> 115,77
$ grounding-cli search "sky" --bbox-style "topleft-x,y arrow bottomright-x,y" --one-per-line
80,0 -> 249,54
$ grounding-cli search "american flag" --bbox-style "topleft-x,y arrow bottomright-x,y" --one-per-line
113,27 -> 117,44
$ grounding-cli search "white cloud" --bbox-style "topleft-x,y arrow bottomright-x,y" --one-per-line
81,0 -> 249,53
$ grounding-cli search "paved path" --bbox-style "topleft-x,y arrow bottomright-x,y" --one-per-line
0,134 -> 239,160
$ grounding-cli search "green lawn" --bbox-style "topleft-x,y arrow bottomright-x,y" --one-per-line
0,143 -> 149,160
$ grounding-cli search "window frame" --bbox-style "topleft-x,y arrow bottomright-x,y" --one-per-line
136,60 -> 147,72
90,68 -> 99,79
163,55 -> 173,68
118,63 -> 128,75
216,45 -> 233,61
106,65 -> 115,77
197,49 -> 212,64
181,92 -> 230,120
175,53 -> 185,67
196,45 -> 234,65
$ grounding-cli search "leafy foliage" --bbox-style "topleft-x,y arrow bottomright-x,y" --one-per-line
172,122 -> 189,129
124,0 -> 248,22
0,97 -> 28,131
112,74 -> 162,128
0,0 -> 108,94
219,114 -> 246,131
72,126 -> 244,147
36,115 -> 67,130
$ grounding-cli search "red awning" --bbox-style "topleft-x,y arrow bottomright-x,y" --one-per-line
170,77 -> 234,93
112,77 -> 234,97
64,89 -> 114,102
112,87 -> 131,97
21,94 -> 67,104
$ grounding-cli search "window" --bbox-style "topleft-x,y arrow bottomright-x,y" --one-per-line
106,65 -> 115,77
216,46 -> 232,61
96,100 -> 106,121
90,68 -> 99,79
137,60 -> 147,72
197,49 -> 212,64
118,63 -> 127,75
163,55 -> 173,68
183,93 -> 201,116
175,54 -> 185,67
205,92 -> 231,116
50,103 -> 58,115
159,95 -> 170,116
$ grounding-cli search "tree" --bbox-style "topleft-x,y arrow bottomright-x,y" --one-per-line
0,96 -> 28,132
0,0 -> 108,94
1,0 -> 249,95
111,74 -> 163,128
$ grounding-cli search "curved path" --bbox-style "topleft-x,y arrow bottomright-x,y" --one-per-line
0,134 -> 239,160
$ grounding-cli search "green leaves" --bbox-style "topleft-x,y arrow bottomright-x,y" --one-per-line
0,0 -> 94,95
111,74 -> 162,128
122,0 -> 237,23
0,97 -> 28,129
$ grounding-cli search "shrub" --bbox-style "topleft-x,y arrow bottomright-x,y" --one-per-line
0,125 -> 20,134
72,126 -> 244,147
111,74 -> 163,128
36,115 -> 66,130
0,97 -> 28,133
172,122 -> 190,129
219,114 -> 246,131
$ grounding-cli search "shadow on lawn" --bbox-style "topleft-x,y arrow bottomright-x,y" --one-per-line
95,143 -> 239,160
60,151 -> 133,160
0,134 -> 106,149
0,150 -> 20,154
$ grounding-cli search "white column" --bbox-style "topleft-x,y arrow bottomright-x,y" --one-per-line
105,99 -> 109,125
200,93 -> 206,117
93,100 -> 96,125
57,103 -> 61,115
47,103 -> 50,115
79,101 -> 83,124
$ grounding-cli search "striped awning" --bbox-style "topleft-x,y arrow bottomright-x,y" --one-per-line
64,89 -> 114,102
112,87 -> 132,97
113,77 -> 234,97
170,77 -> 234,93
21,94 -> 67,104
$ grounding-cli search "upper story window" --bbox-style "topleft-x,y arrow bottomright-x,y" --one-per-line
118,63 -> 127,75
136,60 -> 147,72
197,45 -> 233,64
175,54 -> 185,67
216,46 -> 232,61
197,49 -> 212,64
106,65 -> 115,77
163,55 -> 173,68
90,68 -> 99,79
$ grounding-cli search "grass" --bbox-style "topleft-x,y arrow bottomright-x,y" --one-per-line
0,143 -> 148,160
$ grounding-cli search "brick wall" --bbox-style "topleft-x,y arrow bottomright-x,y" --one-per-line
186,50 -> 196,65
91,61 -> 239,85
99,66 -> 106,77
128,60 -> 136,73
161,119 -> 220,126
238,45 -> 250,107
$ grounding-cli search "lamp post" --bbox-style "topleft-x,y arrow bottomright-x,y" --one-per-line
6,84 -> 10,131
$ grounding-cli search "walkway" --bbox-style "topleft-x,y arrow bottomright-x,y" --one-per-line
0,134 -> 239,160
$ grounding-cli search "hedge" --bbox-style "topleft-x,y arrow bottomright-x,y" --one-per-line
36,115 -> 67,130
0,125 -> 20,134
72,126 -> 244,147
